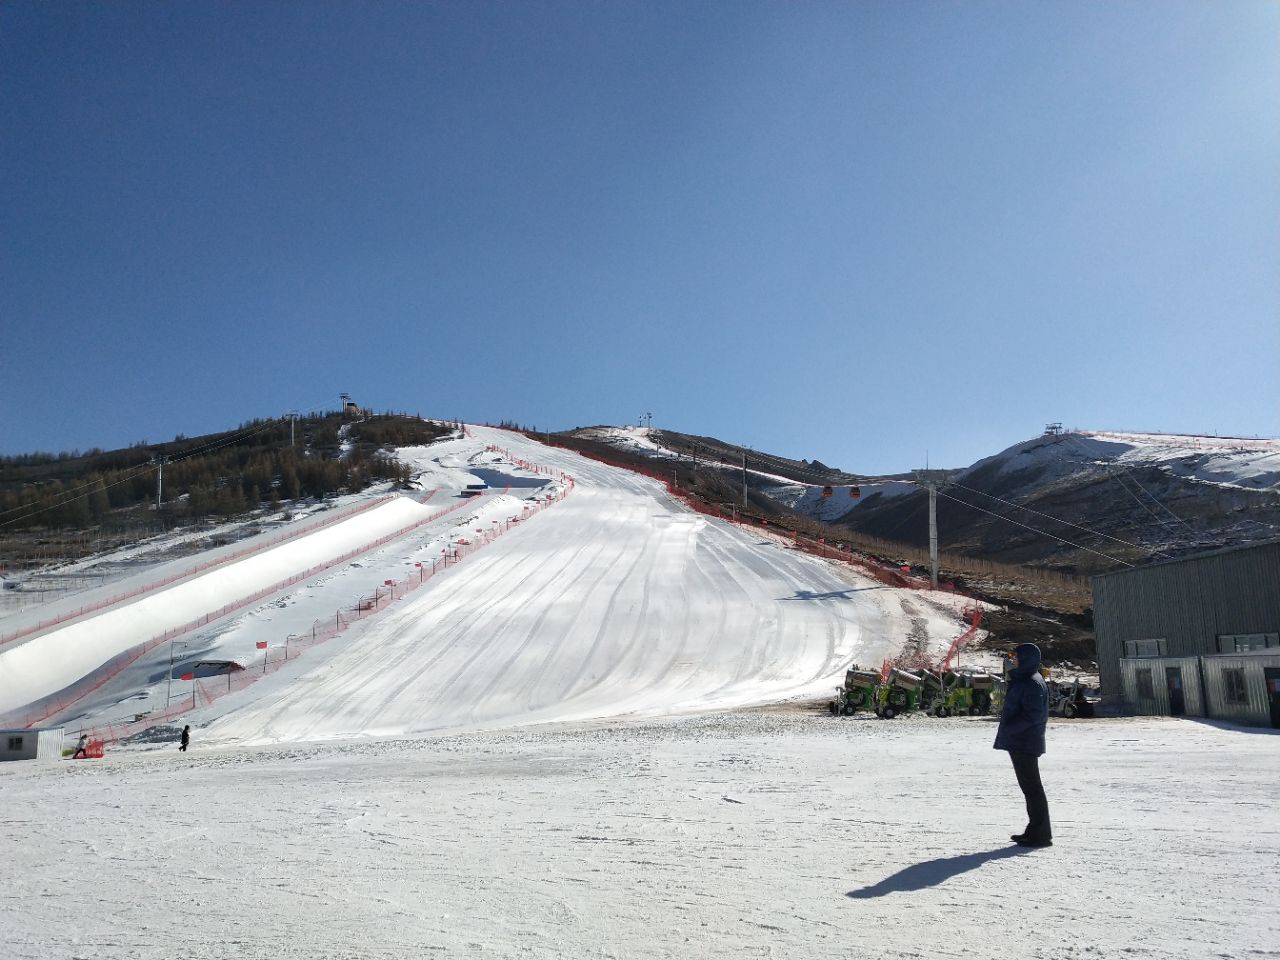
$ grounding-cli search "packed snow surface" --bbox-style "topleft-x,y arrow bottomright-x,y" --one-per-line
0,497 -> 440,715
201,426 -> 933,744
4,712 -> 1276,959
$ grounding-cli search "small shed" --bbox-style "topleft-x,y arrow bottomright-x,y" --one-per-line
1119,656 -> 1204,717
1201,652 -> 1280,728
1,727 -> 64,763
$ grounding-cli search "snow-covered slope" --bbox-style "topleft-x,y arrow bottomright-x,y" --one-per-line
0,497 -> 441,715
0,425 -> 971,743
961,430 -> 1280,493
202,426 -> 953,745
762,481 -> 912,522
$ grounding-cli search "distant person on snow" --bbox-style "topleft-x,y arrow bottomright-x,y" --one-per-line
179,725 -> 191,753
995,643 -> 1052,847
72,733 -> 89,759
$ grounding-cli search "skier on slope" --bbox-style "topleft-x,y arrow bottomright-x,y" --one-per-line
995,643 -> 1052,848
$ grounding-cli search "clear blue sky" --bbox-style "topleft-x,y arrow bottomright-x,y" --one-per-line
3,1 -> 1277,473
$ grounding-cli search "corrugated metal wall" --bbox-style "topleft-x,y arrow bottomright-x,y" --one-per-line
1093,541 -> 1280,701
1201,655 -> 1280,726
1119,657 -> 1204,716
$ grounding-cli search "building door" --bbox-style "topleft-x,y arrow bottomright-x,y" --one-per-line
1165,667 -> 1185,716
1265,668 -> 1280,729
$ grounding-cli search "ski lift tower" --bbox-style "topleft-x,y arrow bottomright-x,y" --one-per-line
913,469 -> 954,588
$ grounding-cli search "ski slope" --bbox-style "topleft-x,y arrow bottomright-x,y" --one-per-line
0,497 -> 446,716
202,426 -> 930,745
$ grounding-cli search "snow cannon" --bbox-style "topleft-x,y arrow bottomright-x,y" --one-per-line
876,670 -> 925,719
828,669 -> 882,716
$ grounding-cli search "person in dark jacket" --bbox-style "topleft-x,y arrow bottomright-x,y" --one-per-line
179,725 -> 190,753
995,643 -> 1051,847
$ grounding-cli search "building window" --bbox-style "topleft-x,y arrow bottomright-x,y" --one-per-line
1223,669 -> 1248,705
1124,639 -> 1168,658
1136,669 -> 1155,699
7,736 -> 22,751
1217,633 -> 1279,653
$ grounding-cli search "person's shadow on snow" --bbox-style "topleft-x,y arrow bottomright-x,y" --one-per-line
847,846 -> 1032,899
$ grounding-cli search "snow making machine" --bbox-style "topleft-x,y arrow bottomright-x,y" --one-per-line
924,671 -> 997,717
829,668 -> 881,716
875,669 -> 926,719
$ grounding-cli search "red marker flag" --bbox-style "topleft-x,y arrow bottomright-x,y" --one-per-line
180,672 -> 194,681
256,641 -> 268,650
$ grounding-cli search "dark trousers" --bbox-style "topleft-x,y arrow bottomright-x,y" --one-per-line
1009,751 -> 1051,840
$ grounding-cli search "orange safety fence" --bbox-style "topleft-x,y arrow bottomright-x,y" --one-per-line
527,438 -> 953,593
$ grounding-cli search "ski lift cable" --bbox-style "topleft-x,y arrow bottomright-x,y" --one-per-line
946,480 -> 1172,559
935,490 -> 1134,567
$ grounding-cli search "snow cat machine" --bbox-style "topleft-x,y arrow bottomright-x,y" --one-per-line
829,668 -> 881,716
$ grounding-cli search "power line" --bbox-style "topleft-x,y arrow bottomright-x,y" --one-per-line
936,490 -> 1134,567
1061,434 -> 1197,538
0,416 -> 295,530
947,480 -> 1172,560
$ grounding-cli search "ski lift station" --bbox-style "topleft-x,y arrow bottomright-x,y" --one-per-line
1093,540 -> 1280,728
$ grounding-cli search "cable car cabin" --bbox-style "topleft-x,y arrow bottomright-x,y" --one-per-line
850,486 -> 861,498
821,485 -> 833,498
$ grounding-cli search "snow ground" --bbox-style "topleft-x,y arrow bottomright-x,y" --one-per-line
3,712 -> 1276,960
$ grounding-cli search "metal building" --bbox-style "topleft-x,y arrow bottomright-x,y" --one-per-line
1093,540 -> 1280,728
1,727 -> 64,762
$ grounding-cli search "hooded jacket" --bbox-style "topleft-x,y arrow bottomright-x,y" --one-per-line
994,642 -> 1048,756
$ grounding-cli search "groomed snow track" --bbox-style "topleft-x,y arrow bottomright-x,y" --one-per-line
202,427 -> 906,744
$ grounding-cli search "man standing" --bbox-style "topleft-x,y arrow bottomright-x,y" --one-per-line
179,725 -> 191,753
995,643 -> 1051,847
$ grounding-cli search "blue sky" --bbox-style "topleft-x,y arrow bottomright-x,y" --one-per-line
3,1 -> 1277,473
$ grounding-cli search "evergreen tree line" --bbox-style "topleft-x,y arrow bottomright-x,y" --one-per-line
0,413 -> 452,531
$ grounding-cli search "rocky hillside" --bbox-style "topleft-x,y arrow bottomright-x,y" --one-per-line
832,430 -> 1280,575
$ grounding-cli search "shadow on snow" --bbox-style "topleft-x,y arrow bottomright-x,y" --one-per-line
847,846 -> 1033,899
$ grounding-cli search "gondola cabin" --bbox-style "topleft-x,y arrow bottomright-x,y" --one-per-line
850,486 -> 861,498
821,485 -> 833,498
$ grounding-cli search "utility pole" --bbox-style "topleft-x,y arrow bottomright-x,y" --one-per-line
286,410 -> 299,447
742,451 -> 748,507
153,456 -> 168,511
913,469 -> 953,588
